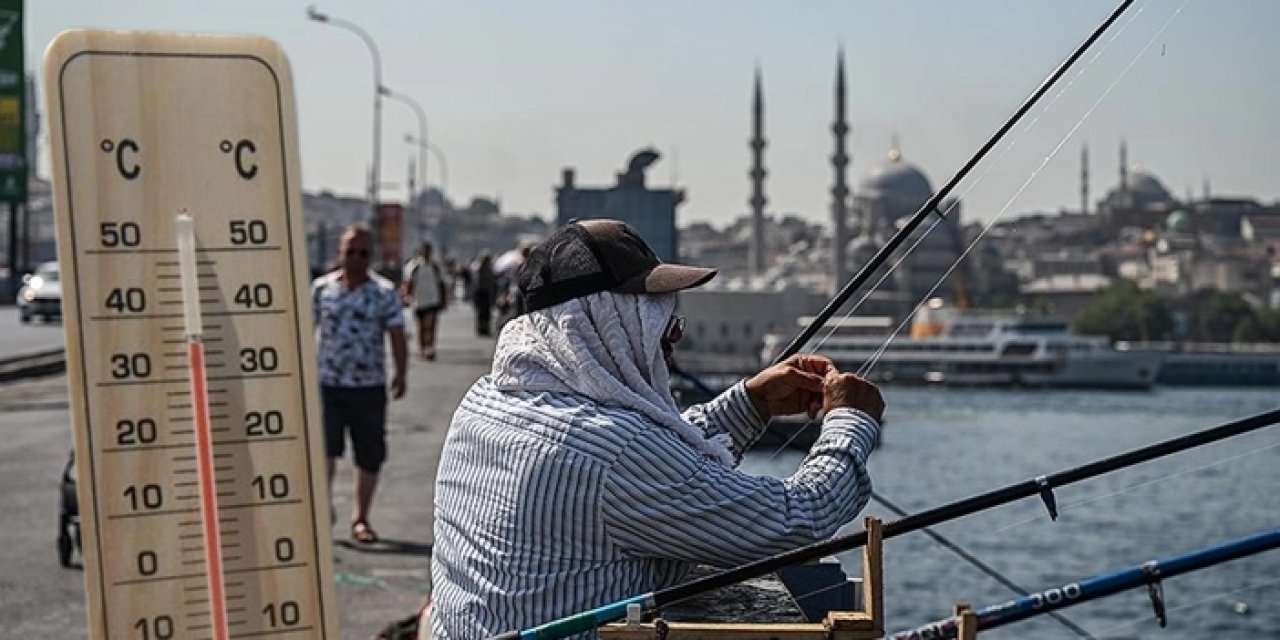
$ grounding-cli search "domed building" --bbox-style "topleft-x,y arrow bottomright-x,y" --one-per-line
1165,208 -> 1194,234
1097,141 -> 1182,232
846,146 -> 967,310
1127,172 -> 1175,208
854,148 -> 936,233
1156,207 -> 1200,254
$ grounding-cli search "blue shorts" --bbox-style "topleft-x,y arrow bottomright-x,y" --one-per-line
321,385 -> 387,473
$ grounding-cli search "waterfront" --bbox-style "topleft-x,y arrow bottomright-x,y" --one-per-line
4,304 -> 1276,638
742,387 -> 1280,638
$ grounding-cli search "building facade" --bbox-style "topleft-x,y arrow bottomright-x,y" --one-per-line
555,149 -> 683,263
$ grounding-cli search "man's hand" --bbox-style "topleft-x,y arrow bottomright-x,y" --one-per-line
822,371 -> 884,422
744,354 -> 835,422
390,372 -> 407,400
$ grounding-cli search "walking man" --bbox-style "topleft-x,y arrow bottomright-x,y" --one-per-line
402,240 -> 449,360
312,225 -> 408,544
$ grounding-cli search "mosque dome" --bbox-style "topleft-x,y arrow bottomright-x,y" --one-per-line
1128,171 -> 1172,203
1165,209 -> 1193,233
858,149 -> 935,207
1101,168 -> 1177,212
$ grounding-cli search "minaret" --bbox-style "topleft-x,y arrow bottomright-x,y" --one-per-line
1119,138 -> 1128,193
748,66 -> 767,277
1080,143 -> 1089,215
831,48 -> 851,293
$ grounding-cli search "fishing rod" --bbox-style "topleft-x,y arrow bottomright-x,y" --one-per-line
487,407 -> 1280,640
884,527 -> 1280,639
772,0 -> 1133,366
869,493 -> 1094,639
490,6 -> 1137,640
667,360 -> 718,398
675,365 -> 1093,637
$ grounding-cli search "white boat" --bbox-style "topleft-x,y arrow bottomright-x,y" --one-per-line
761,301 -> 1162,390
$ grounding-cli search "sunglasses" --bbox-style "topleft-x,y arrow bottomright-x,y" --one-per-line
664,315 -> 685,344
344,248 -> 371,258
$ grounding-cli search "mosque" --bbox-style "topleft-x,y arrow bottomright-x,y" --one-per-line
678,52 -> 1279,366
744,50 -> 968,312
1095,139 -> 1184,232
678,51 -> 967,364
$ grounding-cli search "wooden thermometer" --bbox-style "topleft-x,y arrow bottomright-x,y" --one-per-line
44,31 -> 337,639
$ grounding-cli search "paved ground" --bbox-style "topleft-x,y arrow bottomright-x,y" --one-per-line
0,307 -> 66,357
0,304 -> 495,640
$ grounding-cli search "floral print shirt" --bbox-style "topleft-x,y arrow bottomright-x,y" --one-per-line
311,270 -> 404,388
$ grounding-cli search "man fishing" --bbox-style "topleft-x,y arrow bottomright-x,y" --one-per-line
427,219 -> 884,639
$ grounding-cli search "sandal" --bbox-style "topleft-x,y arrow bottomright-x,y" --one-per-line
351,520 -> 379,544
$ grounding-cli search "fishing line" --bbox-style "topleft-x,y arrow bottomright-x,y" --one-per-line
859,0 -> 1190,376
870,493 -> 1096,638
799,0 -> 1151,364
1088,577 -> 1280,638
987,436 -> 1280,536
762,5 -> 1198,606
490,405 -> 1280,640
764,390 -> 1258,632
757,0 -> 1154,462
831,6 -> 1197,611
757,436 -> 1277,633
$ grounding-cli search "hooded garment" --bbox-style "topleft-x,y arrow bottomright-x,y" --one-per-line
488,291 -> 735,465
430,290 -> 879,640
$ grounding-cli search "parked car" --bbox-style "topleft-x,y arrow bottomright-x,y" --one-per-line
17,261 -> 62,323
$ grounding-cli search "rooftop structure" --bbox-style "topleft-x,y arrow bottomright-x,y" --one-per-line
555,149 -> 684,263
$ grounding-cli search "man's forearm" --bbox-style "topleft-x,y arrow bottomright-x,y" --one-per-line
390,329 -> 408,377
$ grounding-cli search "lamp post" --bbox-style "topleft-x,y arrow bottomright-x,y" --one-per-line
380,86 -> 428,200
404,134 -> 448,198
403,135 -> 450,253
306,5 -> 383,226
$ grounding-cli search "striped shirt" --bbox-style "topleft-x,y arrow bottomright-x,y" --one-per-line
430,377 -> 879,640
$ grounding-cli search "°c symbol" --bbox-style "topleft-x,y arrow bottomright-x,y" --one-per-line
221,139 -> 258,180
102,138 -> 141,180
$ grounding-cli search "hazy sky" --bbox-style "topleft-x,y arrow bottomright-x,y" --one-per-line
25,1 -> 1280,226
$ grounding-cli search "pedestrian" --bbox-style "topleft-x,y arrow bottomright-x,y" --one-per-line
442,256 -> 459,303
427,219 -> 884,639
455,261 -> 473,303
471,251 -> 497,336
402,241 -> 449,361
311,225 -> 408,544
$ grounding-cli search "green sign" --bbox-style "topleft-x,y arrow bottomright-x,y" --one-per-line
0,0 -> 23,203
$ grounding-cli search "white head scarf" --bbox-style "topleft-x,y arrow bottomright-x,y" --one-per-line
490,291 -> 735,464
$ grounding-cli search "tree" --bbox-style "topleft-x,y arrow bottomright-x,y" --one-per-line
1074,279 -> 1174,342
1193,291 -> 1257,342
1234,308 -> 1280,342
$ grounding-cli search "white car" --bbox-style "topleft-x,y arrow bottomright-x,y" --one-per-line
17,261 -> 62,323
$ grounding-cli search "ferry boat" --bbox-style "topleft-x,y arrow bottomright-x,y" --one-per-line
761,301 -> 1162,390
1131,342 -> 1280,387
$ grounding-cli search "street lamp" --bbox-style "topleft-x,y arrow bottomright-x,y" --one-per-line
306,5 -> 383,225
402,135 -> 449,252
379,86 -> 428,200
404,134 -> 449,198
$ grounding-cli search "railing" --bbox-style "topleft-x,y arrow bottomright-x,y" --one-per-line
1117,340 -> 1280,355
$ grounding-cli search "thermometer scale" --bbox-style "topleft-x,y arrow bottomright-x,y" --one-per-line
45,31 -> 337,639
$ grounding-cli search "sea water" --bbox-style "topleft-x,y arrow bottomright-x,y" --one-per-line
740,387 -> 1280,639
